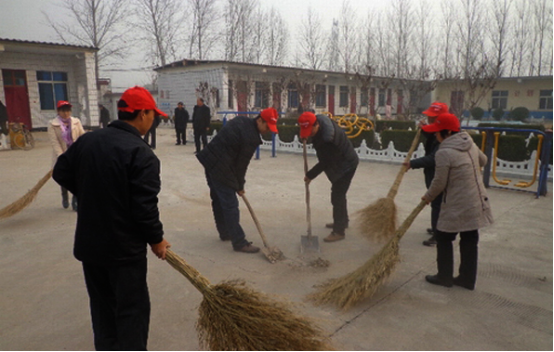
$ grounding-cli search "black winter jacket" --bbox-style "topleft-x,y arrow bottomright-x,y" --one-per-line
192,104 -> 211,131
196,116 -> 261,191
174,107 -> 189,129
306,115 -> 359,183
409,130 -> 439,188
53,120 -> 164,265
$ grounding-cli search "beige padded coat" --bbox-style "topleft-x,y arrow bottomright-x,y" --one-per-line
424,131 -> 493,233
48,116 -> 86,166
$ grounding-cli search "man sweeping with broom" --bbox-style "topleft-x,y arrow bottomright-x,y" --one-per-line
197,107 -> 279,253
299,111 -> 359,243
53,86 -> 171,350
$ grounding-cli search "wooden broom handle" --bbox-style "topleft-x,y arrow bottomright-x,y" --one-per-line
394,199 -> 427,240
386,129 -> 422,200
240,194 -> 270,248
165,249 -> 212,293
302,140 -> 312,237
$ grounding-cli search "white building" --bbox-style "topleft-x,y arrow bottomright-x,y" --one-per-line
155,59 -> 430,119
0,38 -> 99,129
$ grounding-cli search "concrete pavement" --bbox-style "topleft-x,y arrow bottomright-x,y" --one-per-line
0,128 -> 551,350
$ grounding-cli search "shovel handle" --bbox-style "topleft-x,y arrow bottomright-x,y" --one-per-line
240,194 -> 270,248
303,140 -> 313,237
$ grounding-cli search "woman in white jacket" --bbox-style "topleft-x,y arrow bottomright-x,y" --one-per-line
48,100 -> 86,210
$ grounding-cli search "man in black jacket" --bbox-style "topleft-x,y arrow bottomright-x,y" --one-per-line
174,102 -> 189,145
99,104 -> 110,128
53,86 -> 171,350
403,101 -> 449,247
299,112 -> 359,243
197,108 -> 279,253
192,98 -> 211,153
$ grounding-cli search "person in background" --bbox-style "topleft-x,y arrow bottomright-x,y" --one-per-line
99,104 -> 111,129
403,101 -> 449,247
197,108 -> 279,253
143,112 -> 160,149
0,100 -> 8,149
52,86 -> 171,350
174,102 -> 189,145
421,113 -> 493,290
192,98 -> 211,154
298,111 -> 359,243
48,100 -> 86,211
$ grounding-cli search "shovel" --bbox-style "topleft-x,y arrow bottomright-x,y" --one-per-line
240,194 -> 284,263
301,139 -> 320,253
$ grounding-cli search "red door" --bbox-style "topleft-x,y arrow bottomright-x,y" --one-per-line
397,90 -> 403,114
350,87 -> 357,113
237,81 -> 248,114
328,85 -> 335,115
2,70 -> 32,128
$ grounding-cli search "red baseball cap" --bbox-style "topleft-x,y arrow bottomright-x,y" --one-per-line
118,86 -> 167,117
422,102 -> 449,117
421,113 -> 460,133
57,100 -> 72,109
298,112 -> 317,139
260,108 -> 279,133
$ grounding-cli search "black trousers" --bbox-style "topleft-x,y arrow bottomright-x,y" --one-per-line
175,126 -> 187,144
435,230 -> 479,285
330,167 -> 357,235
194,129 -> 208,153
82,259 -> 150,351
430,193 -> 443,233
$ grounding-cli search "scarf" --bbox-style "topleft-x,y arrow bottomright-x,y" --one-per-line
58,116 -> 73,148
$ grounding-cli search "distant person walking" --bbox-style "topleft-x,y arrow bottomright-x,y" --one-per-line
99,104 -> 111,128
174,102 -> 189,145
143,114 -> 160,149
192,98 -> 211,154
48,100 -> 86,211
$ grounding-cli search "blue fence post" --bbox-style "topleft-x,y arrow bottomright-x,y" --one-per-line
271,133 -> 276,157
538,130 -> 552,197
255,146 -> 260,160
482,130 -> 494,189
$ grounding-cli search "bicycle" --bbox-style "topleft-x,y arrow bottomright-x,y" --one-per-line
9,117 -> 35,150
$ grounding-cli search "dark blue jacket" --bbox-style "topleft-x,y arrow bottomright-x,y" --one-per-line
53,120 -> 164,265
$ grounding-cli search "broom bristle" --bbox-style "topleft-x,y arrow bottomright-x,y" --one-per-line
307,237 -> 401,311
0,170 -> 52,220
356,197 -> 397,242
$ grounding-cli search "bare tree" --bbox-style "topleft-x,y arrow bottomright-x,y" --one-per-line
135,0 -> 183,68
187,0 -> 221,60
298,7 -> 326,70
388,0 -> 414,78
336,0 -> 358,73
509,0 -> 531,76
414,0 -> 435,79
223,0 -> 257,63
325,19 -> 340,71
264,7 -> 289,66
489,0 -> 513,77
353,10 -> 377,74
457,0 -> 486,78
531,0 -> 553,75
44,0 -> 128,83
439,0 -> 457,78
374,15 -> 393,77
250,8 -> 267,64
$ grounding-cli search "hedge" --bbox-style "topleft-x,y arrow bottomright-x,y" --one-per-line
375,120 -> 416,133
379,130 -> 425,152
477,123 -> 545,137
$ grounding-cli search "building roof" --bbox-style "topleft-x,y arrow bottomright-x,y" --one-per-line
0,38 -> 98,53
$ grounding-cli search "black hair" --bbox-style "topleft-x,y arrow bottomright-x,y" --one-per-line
117,99 -> 150,121
439,129 -> 459,139
57,106 -> 71,112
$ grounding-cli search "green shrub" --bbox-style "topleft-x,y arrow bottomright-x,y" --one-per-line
262,125 -> 300,142
477,123 -> 545,137
278,118 -> 299,126
492,108 -> 504,121
209,122 -> 224,134
527,136 -> 553,164
348,129 -> 375,148
380,130 -> 424,152
509,107 -> 530,122
496,135 -> 528,161
468,132 -> 484,149
470,107 -> 485,120
375,120 -> 416,133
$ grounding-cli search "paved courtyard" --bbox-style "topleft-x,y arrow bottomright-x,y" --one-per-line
0,128 -> 552,350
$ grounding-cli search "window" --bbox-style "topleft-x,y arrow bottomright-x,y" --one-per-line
228,80 -> 234,109
254,82 -> 269,108
287,83 -> 298,108
315,84 -> 326,107
539,90 -> 552,110
37,71 -> 68,110
339,86 -> 349,107
378,89 -> 386,107
360,88 -> 369,107
2,70 -> 27,86
491,90 -> 508,110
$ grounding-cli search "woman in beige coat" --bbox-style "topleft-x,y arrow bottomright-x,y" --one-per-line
48,100 -> 86,210
421,113 -> 493,290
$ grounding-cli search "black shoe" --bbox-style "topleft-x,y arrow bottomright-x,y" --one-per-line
453,276 -> 475,290
62,199 -> 69,209
425,274 -> 453,287
426,228 -> 434,235
71,197 -> 78,212
325,223 -> 349,229
176,142 -> 181,145
234,243 -> 260,253
423,236 -> 437,247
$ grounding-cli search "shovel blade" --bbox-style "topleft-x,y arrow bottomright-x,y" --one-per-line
261,246 -> 285,264
300,235 -> 320,253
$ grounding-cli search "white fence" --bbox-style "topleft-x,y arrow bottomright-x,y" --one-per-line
207,130 -> 553,181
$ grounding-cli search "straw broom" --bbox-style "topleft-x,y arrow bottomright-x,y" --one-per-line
308,200 -> 427,311
356,129 -> 422,242
0,169 -> 53,220
165,249 -> 334,350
